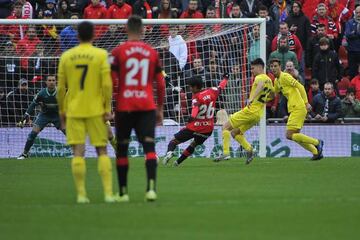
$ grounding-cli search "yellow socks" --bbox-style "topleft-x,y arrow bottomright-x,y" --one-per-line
292,133 -> 319,146
109,136 -> 117,152
222,130 -> 231,155
297,142 -> 318,155
71,156 -> 86,197
234,134 -> 253,152
98,155 -> 113,197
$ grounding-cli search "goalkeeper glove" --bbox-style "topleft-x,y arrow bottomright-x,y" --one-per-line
17,113 -> 30,128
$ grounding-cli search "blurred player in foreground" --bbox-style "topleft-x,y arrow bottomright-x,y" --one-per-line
215,58 -> 274,164
163,74 -> 229,166
17,75 -> 65,159
111,15 -> 165,202
57,21 -> 116,203
269,58 -> 324,160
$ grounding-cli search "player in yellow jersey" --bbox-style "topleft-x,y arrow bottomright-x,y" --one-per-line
269,58 -> 324,160
57,21 -> 116,203
216,58 -> 274,164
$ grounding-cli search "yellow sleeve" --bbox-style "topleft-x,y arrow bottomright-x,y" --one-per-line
284,74 -> 308,104
101,51 -> 112,113
274,79 -> 280,93
56,54 -> 67,114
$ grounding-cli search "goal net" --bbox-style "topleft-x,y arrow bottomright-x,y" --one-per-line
0,18 -> 266,158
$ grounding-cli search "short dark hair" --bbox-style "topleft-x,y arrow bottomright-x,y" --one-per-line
251,58 -> 265,68
324,82 -> 334,89
269,58 -> 281,65
78,21 -> 94,42
311,78 -> 319,85
127,15 -> 143,35
346,87 -> 356,95
188,75 -> 203,89
206,5 -> 216,12
258,5 -> 268,12
319,37 -> 330,46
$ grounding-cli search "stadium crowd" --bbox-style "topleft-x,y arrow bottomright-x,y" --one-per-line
0,0 -> 360,126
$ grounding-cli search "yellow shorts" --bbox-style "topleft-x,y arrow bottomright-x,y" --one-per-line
229,109 -> 260,134
66,116 -> 108,147
287,108 -> 307,130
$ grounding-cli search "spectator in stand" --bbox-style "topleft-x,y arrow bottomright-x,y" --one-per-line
285,59 -> 304,84
0,41 -> 22,92
133,0 -> 153,19
83,0 -> 107,38
308,78 -> 321,105
155,0 -> 178,37
0,0 -> 13,18
218,0 -> 229,18
249,24 -> 260,62
271,22 -> 303,62
60,13 -> 80,52
344,5 -> 360,79
310,82 -> 342,123
20,0 -> 33,18
84,0 -> 107,19
57,0 -> 72,19
239,0 -> 261,18
351,64 -> 360,99
96,24 -> 126,51
37,0 -> 57,18
306,23 -> 335,69
204,5 -> 221,34
208,59 -> 221,86
107,0 -> 132,19
269,0 -> 291,24
258,5 -> 277,42
337,69 -> 352,98
341,87 -> 360,117
326,0 -> 352,39
268,36 -> 299,70
38,10 -> 59,55
312,37 -> 343,90
180,0 -> 203,62
184,57 -> 211,89
311,3 -> 338,40
1,1 -> 28,44
285,1 -> 311,53
6,78 -> 34,124
228,4 -> 245,18
16,26 -> 42,70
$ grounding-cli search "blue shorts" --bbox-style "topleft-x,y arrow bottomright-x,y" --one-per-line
33,113 -> 61,130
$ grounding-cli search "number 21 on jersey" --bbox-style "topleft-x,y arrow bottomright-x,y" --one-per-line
125,58 -> 149,86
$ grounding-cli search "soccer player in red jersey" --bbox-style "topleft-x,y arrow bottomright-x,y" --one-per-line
163,74 -> 229,166
110,15 -> 165,202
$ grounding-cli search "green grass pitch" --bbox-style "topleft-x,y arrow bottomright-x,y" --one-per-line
1,157 -> 360,240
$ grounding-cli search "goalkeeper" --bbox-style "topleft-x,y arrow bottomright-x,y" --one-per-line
17,75 -> 65,159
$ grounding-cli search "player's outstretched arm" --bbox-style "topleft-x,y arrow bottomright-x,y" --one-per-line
217,73 -> 229,92
56,55 -> 67,117
248,80 -> 265,105
155,67 -> 165,126
101,52 -> 113,116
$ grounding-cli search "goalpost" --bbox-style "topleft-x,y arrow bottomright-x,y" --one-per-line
0,18 -> 266,158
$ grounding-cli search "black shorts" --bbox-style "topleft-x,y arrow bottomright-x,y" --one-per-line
115,110 -> 156,142
174,128 -> 212,145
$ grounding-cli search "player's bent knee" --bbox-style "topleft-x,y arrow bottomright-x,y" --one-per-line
32,126 -> 41,133
231,128 -> 241,138
222,121 -> 232,131
72,144 -> 85,157
286,131 -> 294,140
